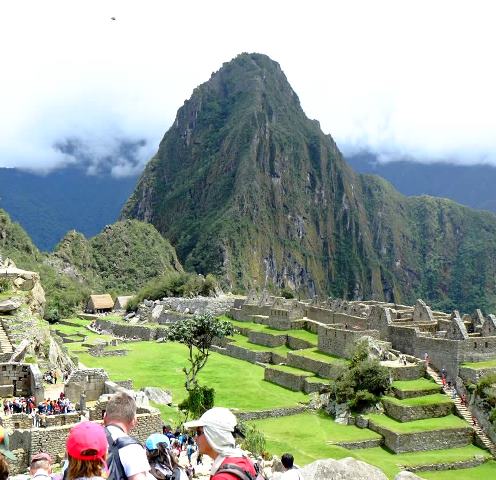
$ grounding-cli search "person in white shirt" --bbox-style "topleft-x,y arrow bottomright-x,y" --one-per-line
29,452 -> 53,480
104,392 -> 151,480
280,453 -> 302,480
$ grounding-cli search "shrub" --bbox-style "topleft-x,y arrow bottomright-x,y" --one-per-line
0,278 -> 10,293
178,385 -> 215,418
280,287 -> 295,299
240,423 -> 267,457
44,308 -> 60,323
127,272 -> 220,311
331,343 -> 389,412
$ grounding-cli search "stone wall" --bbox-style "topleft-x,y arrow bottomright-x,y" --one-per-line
286,336 -> 314,350
318,326 -> 380,358
94,319 -> 168,341
237,405 -> 308,421
263,367 -> 310,391
386,363 -> 426,381
248,331 -> 286,347
211,344 -> 272,365
0,362 -> 43,400
65,368 -> 109,402
367,419 -> 473,453
286,352 -> 346,379
382,399 -> 453,422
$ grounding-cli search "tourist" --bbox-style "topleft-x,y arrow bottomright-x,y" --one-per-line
145,433 -> 186,480
65,422 -> 107,480
186,437 -> 196,464
103,392 -> 151,480
29,452 -> 53,480
0,425 -> 15,480
184,407 -> 257,479
280,453 -> 302,480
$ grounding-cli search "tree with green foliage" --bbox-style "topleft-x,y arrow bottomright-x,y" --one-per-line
167,313 -> 234,415
332,340 -> 390,412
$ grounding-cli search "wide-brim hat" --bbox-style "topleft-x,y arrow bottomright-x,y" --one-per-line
183,407 -> 237,431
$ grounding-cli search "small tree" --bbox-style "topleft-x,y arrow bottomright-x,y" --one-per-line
167,313 -> 235,392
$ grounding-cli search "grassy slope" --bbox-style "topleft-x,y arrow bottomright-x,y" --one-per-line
392,378 -> 441,392
383,394 -> 453,406
367,414 -> 468,433
462,359 -> 496,369
77,340 -> 308,411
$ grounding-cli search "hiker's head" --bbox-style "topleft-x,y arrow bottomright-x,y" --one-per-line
281,453 -> 294,470
30,452 -> 53,474
184,407 -> 238,457
66,421 -> 107,480
104,392 -> 137,429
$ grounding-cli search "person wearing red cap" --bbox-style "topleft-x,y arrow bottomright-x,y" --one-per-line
66,421 -> 107,480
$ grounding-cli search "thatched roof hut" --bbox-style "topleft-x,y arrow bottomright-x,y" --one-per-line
86,294 -> 114,314
114,295 -> 134,311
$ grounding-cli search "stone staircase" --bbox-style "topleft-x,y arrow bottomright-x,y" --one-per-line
426,365 -> 496,456
0,320 -> 13,355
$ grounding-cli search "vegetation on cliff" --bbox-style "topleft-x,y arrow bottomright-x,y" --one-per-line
0,210 -> 183,316
122,52 -> 496,312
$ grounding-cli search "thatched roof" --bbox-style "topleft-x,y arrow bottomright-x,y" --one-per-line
88,294 -> 114,310
114,296 -> 134,309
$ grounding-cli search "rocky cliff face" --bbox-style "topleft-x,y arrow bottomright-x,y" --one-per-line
122,53 -> 496,312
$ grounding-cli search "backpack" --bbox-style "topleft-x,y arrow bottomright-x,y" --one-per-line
105,426 -> 140,480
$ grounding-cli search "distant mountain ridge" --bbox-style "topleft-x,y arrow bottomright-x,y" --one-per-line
346,152 -> 496,213
0,166 -> 138,251
122,52 -> 496,312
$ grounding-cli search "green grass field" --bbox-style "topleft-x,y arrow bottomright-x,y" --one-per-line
354,446 -> 492,479
367,413 -> 468,433
289,348 -> 348,364
266,364 -> 315,376
230,334 -> 293,355
392,378 -> 441,392
251,411 -> 381,465
462,359 -> 496,369
420,461 -> 496,479
227,319 -> 317,344
383,394 -> 452,407
77,340 -> 308,411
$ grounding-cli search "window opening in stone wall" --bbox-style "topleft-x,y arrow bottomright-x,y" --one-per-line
474,342 -> 477,348
485,342 -> 489,348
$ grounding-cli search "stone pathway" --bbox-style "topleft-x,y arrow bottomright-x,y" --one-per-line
426,365 -> 496,456
0,320 -> 13,354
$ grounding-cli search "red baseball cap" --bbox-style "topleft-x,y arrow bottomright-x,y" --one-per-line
66,422 -> 107,461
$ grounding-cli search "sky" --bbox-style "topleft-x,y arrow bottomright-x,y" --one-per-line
1,0 -> 495,176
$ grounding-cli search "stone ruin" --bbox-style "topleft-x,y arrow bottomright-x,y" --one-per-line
229,294 -> 496,382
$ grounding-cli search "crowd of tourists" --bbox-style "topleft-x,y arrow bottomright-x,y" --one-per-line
0,391 -> 305,480
2,392 -> 75,426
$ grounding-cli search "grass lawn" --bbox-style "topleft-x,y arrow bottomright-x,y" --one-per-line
462,359 -> 496,369
230,334 -> 293,355
392,378 -> 441,392
289,348 -> 348,365
421,461 -> 496,479
76,341 -> 308,411
227,319 -> 317,345
251,411 -> 380,465
382,394 -> 452,407
354,445 -> 492,479
367,414 -> 468,433
266,364 -> 315,376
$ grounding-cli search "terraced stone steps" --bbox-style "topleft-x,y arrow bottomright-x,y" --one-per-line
426,365 -> 496,456
0,321 -> 13,354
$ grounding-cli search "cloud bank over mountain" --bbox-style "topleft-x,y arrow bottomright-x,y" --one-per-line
1,0 -> 495,176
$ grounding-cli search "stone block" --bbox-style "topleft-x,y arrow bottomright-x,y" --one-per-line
382,398 -> 453,422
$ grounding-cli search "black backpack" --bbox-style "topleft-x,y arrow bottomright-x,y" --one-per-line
105,426 -> 140,480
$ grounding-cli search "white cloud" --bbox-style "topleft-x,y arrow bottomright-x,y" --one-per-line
0,0 -> 495,175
